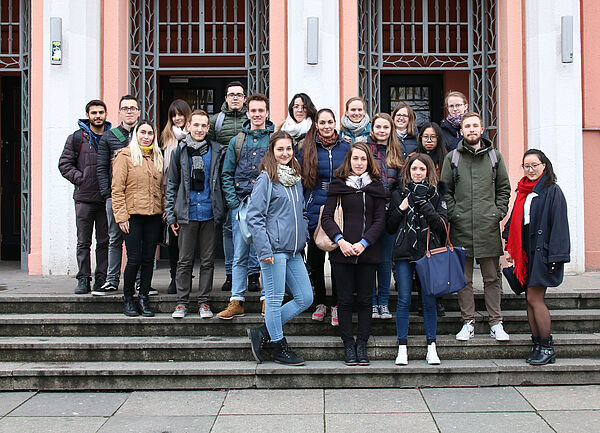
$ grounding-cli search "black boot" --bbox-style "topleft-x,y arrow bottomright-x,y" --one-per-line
75,277 -> 91,294
123,296 -> 139,317
138,295 -> 155,317
527,336 -> 541,364
344,340 -> 358,366
356,340 -> 370,365
273,338 -> 305,366
248,273 -> 261,292
248,324 -> 270,363
529,336 -> 555,365
436,299 -> 446,317
221,274 -> 232,292
167,270 -> 177,294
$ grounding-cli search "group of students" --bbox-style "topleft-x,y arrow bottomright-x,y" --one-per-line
59,84 -> 570,368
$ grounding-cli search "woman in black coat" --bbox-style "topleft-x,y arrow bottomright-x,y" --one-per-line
321,142 -> 387,366
503,149 -> 570,365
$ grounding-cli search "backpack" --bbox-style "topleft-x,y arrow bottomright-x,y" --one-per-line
214,111 -> 226,139
71,129 -> 87,160
233,131 -> 246,163
236,175 -> 272,245
450,148 -> 498,184
110,127 -> 128,143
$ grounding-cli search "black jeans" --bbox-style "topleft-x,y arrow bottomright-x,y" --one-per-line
333,262 -> 376,344
75,201 -> 108,280
307,228 -> 337,306
123,214 -> 162,298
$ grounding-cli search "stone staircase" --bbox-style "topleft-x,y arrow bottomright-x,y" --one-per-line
0,289 -> 599,390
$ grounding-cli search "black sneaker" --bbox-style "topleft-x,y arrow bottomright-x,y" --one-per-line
75,277 -> 91,294
344,341 -> 358,366
92,278 -> 106,293
248,325 -> 270,363
273,337 -> 305,366
356,341 -> 370,366
92,281 -> 118,296
247,273 -> 261,292
221,274 -> 232,292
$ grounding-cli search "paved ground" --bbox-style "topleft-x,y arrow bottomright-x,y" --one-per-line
0,386 -> 598,432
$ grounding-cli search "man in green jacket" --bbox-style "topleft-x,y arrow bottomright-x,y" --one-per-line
440,112 -> 512,342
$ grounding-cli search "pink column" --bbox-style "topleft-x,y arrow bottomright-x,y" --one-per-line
269,1 -> 287,124
338,0 -> 359,116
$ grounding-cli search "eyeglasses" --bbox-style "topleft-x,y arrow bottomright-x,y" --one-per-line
120,106 -> 139,113
422,135 -> 437,141
447,103 -> 465,110
395,113 -> 409,119
227,93 -> 245,99
292,104 -> 306,111
522,163 -> 543,171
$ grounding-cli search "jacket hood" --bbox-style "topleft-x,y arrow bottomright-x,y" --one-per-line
77,119 -> 112,134
241,119 -> 275,135
328,177 -> 387,198
456,135 -> 494,155
220,101 -> 247,116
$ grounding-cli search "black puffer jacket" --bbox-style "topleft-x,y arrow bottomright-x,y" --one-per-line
439,119 -> 461,152
97,124 -> 133,199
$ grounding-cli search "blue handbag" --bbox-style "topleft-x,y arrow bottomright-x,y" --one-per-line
236,177 -> 272,245
414,220 -> 467,297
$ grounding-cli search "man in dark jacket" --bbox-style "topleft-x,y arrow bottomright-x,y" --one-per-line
59,100 -> 111,294
165,110 -> 226,319
440,112 -> 512,342
95,95 -> 140,294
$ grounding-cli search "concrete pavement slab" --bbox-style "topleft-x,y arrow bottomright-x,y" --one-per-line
433,412 -> 554,432
324,388 -> 429,413
516,385 -> 600,410
421,386 -> 533,412
325,413 -> 438,432
9,392 -> 130,416
539,410 -> 600,432
97,415 -> 215,433
0,391 -> 35,415
211,414 -> 323,432
0,416 -> 107,433
220,389 -> 324,415
113,390 -> 226,416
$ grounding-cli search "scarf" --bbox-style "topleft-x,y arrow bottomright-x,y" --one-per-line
281,116 -> 312,140
396,129 -> 408,142
346,172 -> 373,189
341,113 -> 371,138
446,113 -> 465,129
403,181 -> 438,250
317,130 -> 338,148
277,164 -> 301,187
139,144 -> 153,155
185,135 -> 209,191
173,125 -> 187,141
506,176 -> 540,285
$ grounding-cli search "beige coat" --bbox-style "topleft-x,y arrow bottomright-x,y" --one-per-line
111,147 -> 163,223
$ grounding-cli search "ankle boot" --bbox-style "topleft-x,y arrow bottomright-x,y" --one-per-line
529,336 -> 555,365
273,338 -> 305,366
356,340 -> 370,365
123,296 -> 139,317
221,274 -> 232,292
344,340 -> 358,366
248,324 -> 270,363
527,336 -> 541,364
138,295 -> 155,317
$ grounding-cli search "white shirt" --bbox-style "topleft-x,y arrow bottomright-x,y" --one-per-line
523,192 -> 539,225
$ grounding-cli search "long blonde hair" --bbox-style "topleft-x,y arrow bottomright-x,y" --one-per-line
130,120 -> 163,171
370,113 -> 403,169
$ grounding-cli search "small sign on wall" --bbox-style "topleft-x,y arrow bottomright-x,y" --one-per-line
50,17 -> 62,65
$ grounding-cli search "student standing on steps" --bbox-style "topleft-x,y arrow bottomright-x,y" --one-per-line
340,96 -> 371,144
246,131 -> 313,366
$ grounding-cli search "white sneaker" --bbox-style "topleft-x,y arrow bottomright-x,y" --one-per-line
372,305 -> 381,319
312,304 -> 326,321
379,305 -> 392,319
172,304 -> 187,319
199,303 -> 213,319
426,342 -> 441,365
456,320 -> 475,341
330,306 -> 339,327
490,322 -> 510,341
395,345 -> 408,365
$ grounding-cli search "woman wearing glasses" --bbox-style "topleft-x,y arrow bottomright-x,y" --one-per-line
439,91 -> 469,152
415,122 -> 448,180
391,103 -> 419,160
279,93 -> 317,147
502,149 -> 570,365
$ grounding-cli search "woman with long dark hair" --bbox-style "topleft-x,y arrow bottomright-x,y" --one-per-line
415,121 -> 448,179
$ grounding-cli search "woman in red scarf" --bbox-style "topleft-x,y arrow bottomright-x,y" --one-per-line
503,149 -> 570,365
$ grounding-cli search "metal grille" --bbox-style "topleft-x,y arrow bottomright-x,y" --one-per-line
130,0 -> 269,122
390,86 -> 431,124
359,0 -> 497,143
19,0 -> 29,269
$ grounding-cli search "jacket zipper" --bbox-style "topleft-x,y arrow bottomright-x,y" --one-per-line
355,190 -> 366,264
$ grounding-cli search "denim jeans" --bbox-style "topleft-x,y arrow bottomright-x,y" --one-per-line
395,260 -> 437,344
224,210 -> 259,277
230,208 -> 263,301
261,252 -> 313,342
105,198 -> 124,285
372,231 -> 394,307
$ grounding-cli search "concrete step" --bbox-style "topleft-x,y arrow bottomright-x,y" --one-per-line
0,334 -> 597,363
0,310 -> 598,337
1,290 -> 599,313
0,358 -> 598,390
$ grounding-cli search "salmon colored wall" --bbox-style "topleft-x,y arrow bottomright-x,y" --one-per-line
581,0 -> 600,269
28,1 -> 43,274
269,1 -> 287,125
443,70 -> 470,111
339,0 -> 359,116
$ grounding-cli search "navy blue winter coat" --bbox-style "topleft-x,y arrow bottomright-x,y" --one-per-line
398,127 -> 419,160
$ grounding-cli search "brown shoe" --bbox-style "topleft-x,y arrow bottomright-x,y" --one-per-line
262,300 -> 265,317
217,300 -> 245,320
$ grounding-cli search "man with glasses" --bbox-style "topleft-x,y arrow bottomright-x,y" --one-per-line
207,81 -> 262,293
95,95 -> 141,295
440,112 -> 512,342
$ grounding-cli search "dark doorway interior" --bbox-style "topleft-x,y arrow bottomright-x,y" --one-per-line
0,75 -> 21,261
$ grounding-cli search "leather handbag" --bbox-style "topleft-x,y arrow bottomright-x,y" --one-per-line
314,196 -> 343,252
414,220 -> 467,297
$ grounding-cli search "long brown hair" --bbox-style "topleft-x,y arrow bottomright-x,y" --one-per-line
401,153 -> 438,185
334,142 -> 381,180
391,103 -> 417,136
370,113 -> 403,169
259,130 -> 301,183
300,108 -> 336,189
160,99 -> 192,149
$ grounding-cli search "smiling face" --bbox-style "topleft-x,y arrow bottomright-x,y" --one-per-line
316,111 -> 336,139
410,159 -> 428,183
292,97 -> 307,123
247,99 -> 268,129
522,154 -> 546,182
372,117 -> 392,143
347,100 -> 366,123
273,138 -> 294,165
136,124 -> 155,147
421,127 -> 438,151
350,148 -> 368,176
86,105 -> 107,128
172,111 -> 186,128
188,114 -> 209,142
394,107 -> 409,130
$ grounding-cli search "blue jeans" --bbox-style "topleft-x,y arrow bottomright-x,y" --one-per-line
395,260 -> 437,344
261,252 -> 313,342
231,208 -> 262,301
224,210 -> 259,276
105,198 -> 123,285
373,231 -> 394,307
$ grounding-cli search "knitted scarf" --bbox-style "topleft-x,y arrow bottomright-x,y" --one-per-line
281,116 -> 312,140
506,176 -> 540,285
341,113 -> 370,138
404,181 -> 438,250
139,144 -> 153,155
277,163 -> 301,186
317,130 -> 338,148
185,135 -> 209,191
446,113 -> 465,129
346,172 -> 373,190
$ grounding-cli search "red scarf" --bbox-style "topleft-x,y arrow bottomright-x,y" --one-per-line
317,131 -> 338,148
506,176 -> 540,285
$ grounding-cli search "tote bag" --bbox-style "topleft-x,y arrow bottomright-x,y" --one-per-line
414,220 -> 467,297
314,196 -> 343,252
